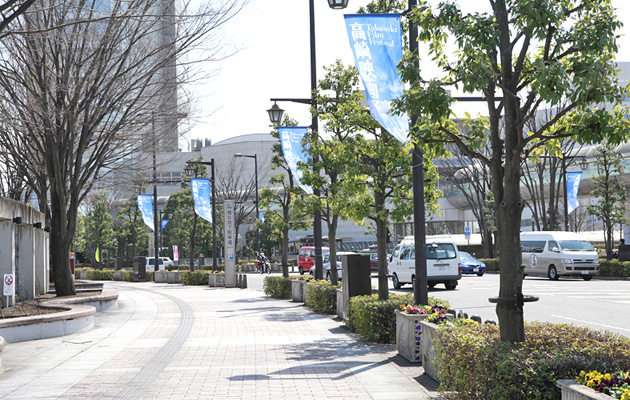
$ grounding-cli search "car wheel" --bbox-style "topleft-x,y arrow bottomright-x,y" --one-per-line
412,276 -> 416,291
326,272 -> 331,282
548,265 -> 559,281
299,267 -> 304,275
477,272 -> 485,277
583,275 -> 593,281
445,281 -> 457,290
392,273 -> 402,289
428,282 -> 436,289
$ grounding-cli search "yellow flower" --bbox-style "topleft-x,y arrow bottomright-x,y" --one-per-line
621,389 -> 630,400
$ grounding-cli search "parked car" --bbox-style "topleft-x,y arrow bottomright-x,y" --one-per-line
309,251 -> 358,281
521,231 -> 599,280
388,236 -> 461,290
298,246 -> 330,275
364,253 -> 379,271
459,252 -> 486,276
145,257 -> 174,272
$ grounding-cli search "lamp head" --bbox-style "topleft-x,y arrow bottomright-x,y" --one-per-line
266,102 -> 284,124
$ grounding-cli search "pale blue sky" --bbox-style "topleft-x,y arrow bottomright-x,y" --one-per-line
187,0 -> 630,148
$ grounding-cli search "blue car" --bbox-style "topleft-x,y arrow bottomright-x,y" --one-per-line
459,252 -> 486,276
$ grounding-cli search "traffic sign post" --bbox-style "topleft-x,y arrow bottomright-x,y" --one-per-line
464,226 -> 471,252
4,273 -> 14,306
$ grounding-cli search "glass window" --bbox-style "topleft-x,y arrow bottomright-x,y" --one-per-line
548,241 -> 559,251
559,240 -> 595,252
391,246 -> 401,259
400,246 -> 411,260
426,243 -> 456,259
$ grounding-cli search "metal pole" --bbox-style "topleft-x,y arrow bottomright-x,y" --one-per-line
409,0 -> 428,305
562,157 -> 569,232
309,0 -> 324,281
152,117 -> 160,272
254,155 -> 260,257
211,159 -> 217,269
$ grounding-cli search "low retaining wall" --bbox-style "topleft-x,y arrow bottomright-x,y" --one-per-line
0,288 -> 118,344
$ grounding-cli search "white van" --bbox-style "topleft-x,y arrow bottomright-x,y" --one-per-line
520,231 -> 600,281
388,236 -> 461,290
145,257 -> 174,272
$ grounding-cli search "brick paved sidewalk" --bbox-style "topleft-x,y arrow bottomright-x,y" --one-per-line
0,282 -> 440,400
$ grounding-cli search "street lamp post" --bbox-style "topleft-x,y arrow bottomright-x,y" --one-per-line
537,155 -> 588,231
185,160 -> 218,270
234,153 -> 260,258
267,0 -> 348,281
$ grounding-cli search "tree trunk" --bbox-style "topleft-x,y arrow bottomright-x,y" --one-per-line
376,216 -> 389,300
50,199 -> 76,296
281,225 -> 289,278
328,218 -> 339,284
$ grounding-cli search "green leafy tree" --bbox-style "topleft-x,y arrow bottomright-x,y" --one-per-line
587,146 -> 628,260
76,192 -> 116,268
260,114 -> 311,277
162,166 -> 213,269
301,60 -> 371,284
395,0 -> 630,342
116,189 -> 150,268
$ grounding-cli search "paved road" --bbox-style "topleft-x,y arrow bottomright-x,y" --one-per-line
250,272 -> 630,338
0,281 -> 440,400
395,274 -> 630,338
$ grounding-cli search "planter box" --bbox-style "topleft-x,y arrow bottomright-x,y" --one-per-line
556,379 -> 614,400
113,271 -> 123,281
419,320 -> 440,382
396,311 -> 429,363
167,271 -> 181,284
303,281 -> 310,303
208,273 -> 226,287
292,280 -> 305,302
154,271 -> 168,283
336,288 -> 347,320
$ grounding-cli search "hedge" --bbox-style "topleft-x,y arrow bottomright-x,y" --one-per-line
263,276 -> 292,299
305,280 -> 338,314
347,294 -> 451,344
434,321 -> 630,399
181,271 -> 211,285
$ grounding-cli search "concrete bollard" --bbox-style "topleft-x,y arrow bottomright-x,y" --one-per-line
471,315 -> 482,323
241,274 -> 247,289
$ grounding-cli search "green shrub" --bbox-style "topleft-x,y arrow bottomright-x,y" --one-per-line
263,276 -> 292,299
600,259 -> 630,277
85,269 -> 114,280
305,280 -> 337,314
434,322 -> 630,399
478,258 -> 500,272
181,271 -> 210,285
347,294 -> 451,344
118,270 -> 153,282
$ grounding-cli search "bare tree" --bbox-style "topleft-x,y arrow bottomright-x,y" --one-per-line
216,156 -> 269,259
0,0 -> 245,295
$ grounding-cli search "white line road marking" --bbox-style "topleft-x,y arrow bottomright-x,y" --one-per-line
551,315 -> 630,333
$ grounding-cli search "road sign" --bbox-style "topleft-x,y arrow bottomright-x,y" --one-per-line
464,226 -> 471,240
4,274 -> 14,296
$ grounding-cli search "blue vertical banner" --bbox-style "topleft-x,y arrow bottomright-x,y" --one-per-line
191,179 -> 213,223
161,220 -> 169,231
279,126 -> 313,195
259,210 -> 265,223
567,171 -> 583,214
345,14 -> 409,143
137,194 -> 155,231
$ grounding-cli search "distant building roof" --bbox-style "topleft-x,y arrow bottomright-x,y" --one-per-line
213,133 -> 276,146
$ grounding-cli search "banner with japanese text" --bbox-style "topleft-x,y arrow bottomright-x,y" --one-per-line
279,126 -> 313,195
345,14 -> 409,143
137,194 -> 154,231
191,179 -> 213,223
567,171 -> 583,214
